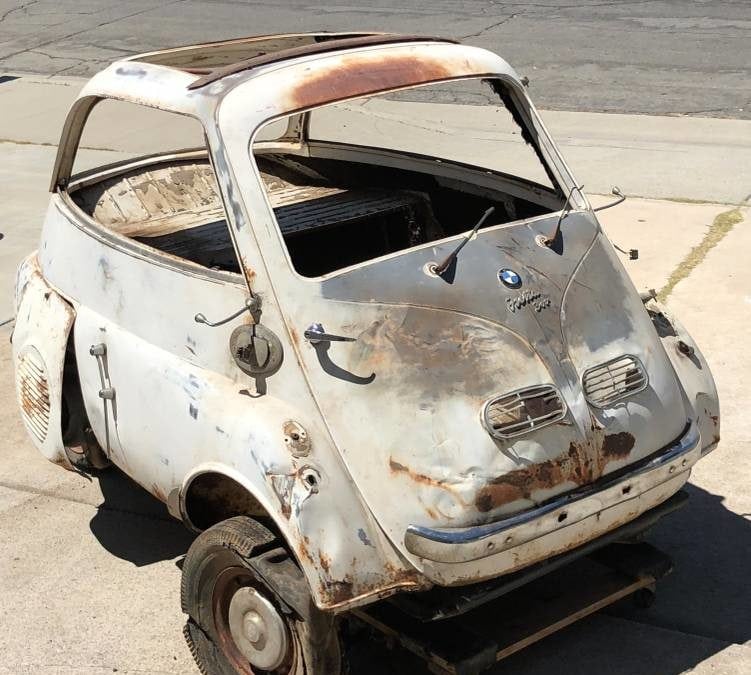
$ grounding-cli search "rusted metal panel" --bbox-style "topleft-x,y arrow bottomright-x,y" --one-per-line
19,34 -> 720,618
12,254 -> 76,470
283,52 -> 459,113
213,44 -> 716,598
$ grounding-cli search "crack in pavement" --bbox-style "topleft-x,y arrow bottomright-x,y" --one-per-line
601,612 -> 745,652
657,206 -> 747,303
0,0 -> 39,25
494,0 -> 669,9
459,12 -> 521,41
0,0 -> 186,62
0,478 -> 176,524
0,136 -> 125,152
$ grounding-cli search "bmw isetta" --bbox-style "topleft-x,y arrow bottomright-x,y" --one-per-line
12,33 -> 720,674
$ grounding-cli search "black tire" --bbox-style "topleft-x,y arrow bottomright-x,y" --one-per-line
181,516 -> 342,675
632,587 -> 656,609
61,340 -> 109,471
61,395 -> 110,471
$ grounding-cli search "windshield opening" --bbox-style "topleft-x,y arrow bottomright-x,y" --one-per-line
251,77 -> 566,278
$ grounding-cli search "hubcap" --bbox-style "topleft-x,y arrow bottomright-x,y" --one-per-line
228,586 -> 289,670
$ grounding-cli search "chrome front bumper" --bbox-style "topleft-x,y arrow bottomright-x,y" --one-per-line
405,421 -> 700,564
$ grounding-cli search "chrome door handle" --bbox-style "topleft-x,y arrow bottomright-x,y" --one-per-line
195,296 -> 260,328
304,323 -> 356,344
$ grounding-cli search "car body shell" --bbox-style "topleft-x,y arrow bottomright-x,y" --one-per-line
12,34 -> 720,612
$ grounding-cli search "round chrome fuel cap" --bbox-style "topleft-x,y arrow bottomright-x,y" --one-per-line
498,268 -> 522,288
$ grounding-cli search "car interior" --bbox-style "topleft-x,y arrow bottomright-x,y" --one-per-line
69,80 -> 565,278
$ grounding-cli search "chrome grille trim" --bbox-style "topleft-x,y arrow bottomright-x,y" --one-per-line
482,384 -> 566,439
583,355 -> 648,408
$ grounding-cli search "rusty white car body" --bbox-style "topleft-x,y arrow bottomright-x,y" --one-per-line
12,32 -> 719,672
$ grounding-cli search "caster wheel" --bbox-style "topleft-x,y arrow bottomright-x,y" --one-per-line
632,587 -> 656,609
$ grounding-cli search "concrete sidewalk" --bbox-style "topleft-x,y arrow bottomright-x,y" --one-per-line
0,74 -> 749,674
2,74 -> 750,322
3,74 -> 750,197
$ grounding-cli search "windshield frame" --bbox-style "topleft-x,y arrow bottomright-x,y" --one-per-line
245,75 -> 589,282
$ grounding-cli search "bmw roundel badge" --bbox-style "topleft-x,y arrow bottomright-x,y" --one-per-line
499,268 -> 522,288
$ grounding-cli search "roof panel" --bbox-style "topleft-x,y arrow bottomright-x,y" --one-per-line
129,32 -> 380,71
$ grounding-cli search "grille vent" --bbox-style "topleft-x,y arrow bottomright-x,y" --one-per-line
16,347 -> 50,443
583,355 -> 648,407
483,385 -> 566,439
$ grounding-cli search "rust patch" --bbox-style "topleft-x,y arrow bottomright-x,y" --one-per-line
268,472 -> 295,519
602,432 -> 635,458
297,536 -> 315,566
282,420 -> 311,457
240,255 -> 257,283
476,482 -> 523,512
317,563 -> 422,608
318,551 -> 331,574
320,579 -> 355,606
382,561 -> 421,585
424,506 -> 439,520
17,354 -> 51,444
288,325 -> 301,348
389,458 -> 457,493
286,53 -> 458,112
475,441 -> 595,513
350,310 -> 510,400
705,409 -> 719,428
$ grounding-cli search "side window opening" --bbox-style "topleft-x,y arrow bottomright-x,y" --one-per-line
67,99 -> 240,275
252,78 -> 565,278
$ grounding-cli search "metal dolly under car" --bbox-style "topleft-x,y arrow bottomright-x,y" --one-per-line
350,491 -> 686,675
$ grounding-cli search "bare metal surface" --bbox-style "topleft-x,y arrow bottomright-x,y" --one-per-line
9,33 -> 721,621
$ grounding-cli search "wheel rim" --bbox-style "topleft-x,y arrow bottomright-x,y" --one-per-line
212,566 -> 293,674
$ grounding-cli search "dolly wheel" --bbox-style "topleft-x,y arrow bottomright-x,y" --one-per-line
632,586 -> 656,609
181,516 -> 342,675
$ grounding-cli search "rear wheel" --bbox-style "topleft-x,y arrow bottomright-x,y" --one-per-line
181,516 -> 341,675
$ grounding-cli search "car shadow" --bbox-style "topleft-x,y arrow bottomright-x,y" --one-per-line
608,481 -> 751,644
84,469 -> 750,672
346,482 -> 751,675
88,468 -> 195,567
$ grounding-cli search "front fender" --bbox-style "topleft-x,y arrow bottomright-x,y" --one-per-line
177,449 -> 426,612
12,254 -> 76,469
645,299 -> 720,452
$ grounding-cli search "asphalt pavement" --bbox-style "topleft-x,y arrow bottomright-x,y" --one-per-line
0,0 -> 749,118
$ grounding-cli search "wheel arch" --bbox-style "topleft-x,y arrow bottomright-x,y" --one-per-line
179,465 -> 323,601
179,463 -> 288,538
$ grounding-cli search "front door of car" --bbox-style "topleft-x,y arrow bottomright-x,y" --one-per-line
64,230 -> 251,495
